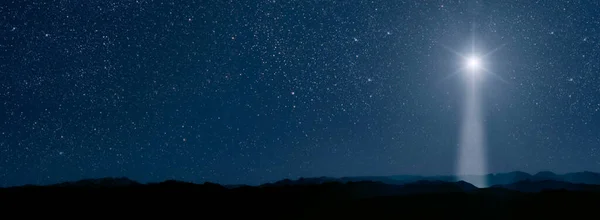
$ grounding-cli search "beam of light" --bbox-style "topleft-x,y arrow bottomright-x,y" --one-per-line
456,49 -> 488,188
439,36 -> 506,187
456,76 -> 488,188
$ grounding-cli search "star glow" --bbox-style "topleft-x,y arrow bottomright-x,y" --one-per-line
466,56 -> 481,72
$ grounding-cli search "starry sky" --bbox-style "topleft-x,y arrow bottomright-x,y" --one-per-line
2,0 -> 600,187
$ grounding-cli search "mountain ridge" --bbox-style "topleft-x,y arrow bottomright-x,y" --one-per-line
258,171 -> 600,187
5,171 -> 600,192
4,174 -> 600,218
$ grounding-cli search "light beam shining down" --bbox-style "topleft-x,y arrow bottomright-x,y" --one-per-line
457,67 -> 487,187
440,38 -> 505,188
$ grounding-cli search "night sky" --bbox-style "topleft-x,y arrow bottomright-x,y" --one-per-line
2,0 -> 600,187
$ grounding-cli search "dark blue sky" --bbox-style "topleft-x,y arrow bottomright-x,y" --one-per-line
1,0 -> 600,187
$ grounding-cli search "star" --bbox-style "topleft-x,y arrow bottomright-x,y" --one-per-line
466,55 -> 482,72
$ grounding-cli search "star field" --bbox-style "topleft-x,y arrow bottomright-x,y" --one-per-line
1,0 -> 600,187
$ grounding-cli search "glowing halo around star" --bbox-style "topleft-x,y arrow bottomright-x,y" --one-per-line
465,55 -> 482,72
437,41 -> 507,84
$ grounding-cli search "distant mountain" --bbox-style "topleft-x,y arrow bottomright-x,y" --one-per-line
486,171 -> 532,185
262,176 -> 405,187
5,171 -> 600,192
51,177 -> 140,188
562,171 -> 600,185
223,184 -> 251,189
398,180 -> 478,194
255,180 -> 477,199
5,174 -> 600,201
341,176 -> 407,185
491,180 -> 600,193
146,180 -> 228,193
533,171 -> 559,180
487,171 -> 600,185
263,171 -> 600,187
268,176 -> 341,186
3,175 -> 600,218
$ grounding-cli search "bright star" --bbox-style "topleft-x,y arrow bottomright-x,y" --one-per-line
465,56 -> 481,72
437,38 -> 508,85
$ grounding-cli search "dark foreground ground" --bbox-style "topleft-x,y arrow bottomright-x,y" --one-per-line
2,180 -> 599,219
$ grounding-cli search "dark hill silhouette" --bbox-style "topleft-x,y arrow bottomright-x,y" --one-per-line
491,180 -> 600,193
51,177 -> 140,188
533,171 -> 559,179
562,171 -> 600,184
3,172 -> 600,218
486,171 -> 532,185
399,180 -> 478,194
256,171 -> 600,187
264,176 -> 341,186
